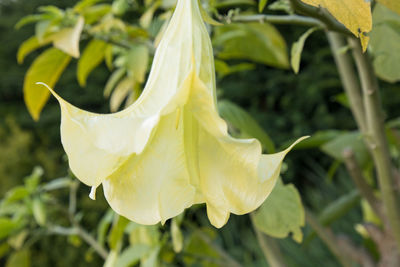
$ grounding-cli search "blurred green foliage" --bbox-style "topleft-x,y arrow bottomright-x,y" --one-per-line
1,0 -> 400,266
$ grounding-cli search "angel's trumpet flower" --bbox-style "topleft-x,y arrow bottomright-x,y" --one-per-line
39,0 -> 306,228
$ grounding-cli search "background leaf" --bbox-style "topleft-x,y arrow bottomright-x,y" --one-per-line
253,180 -> 305,243
213,22 -> 289,68
370,4 -> 400,83
23,48 -> 71,120
5,249 -> 30,267
77,39 -> 108,87
258,0 -> 268,12
219,100 -> 275,152
291,27 -> 317,74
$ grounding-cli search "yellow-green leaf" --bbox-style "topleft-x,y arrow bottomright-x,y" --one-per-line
24,48 -> 71,120
77,39 -> 108,87
5,250 -> 30,267
259,0 -> 268,12
110,77 -> 135,112
171,218 -> 183,253
125,44 -> 149,83
213,22 -> 289,68
17,36 -> 53,64
377,0 -> 400,15
32,198 -> 46,226
291,27 -> 317,74
198,0 -> 223,26
140,1 -> 161,29
253,180 -> 305,243
300,0 -> 372,51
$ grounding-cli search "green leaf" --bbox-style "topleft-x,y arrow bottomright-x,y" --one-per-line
105,45 -> 114,70
199,0 -> 223,26
370,4 -> 400,83
104,68 -> 126,97
125,44 -> 149,83
218,100 -> 275,153
23,48 -> 71,120
37,6 -> 64,17
74,0 -> 103,12
253,180 -> 305,243
377,0 -> 400,15
4,187 -> 30,203
290,130 -> 340,150
214,0 -> 255,9
129,225 -> 160,247
321,131 -> 370,167
17,36 -> 53,64
0,243 -> 10,260
32,198 -> 46,226
184,228 -> 219,266
104,250 -> 118,267
213,22 -> 289,68
259,0 -> 268,12
15,14 -> 52,29
141,247 -> 160,267
291,27 -> 317,74
5,249 -> 30,267
110,77 -> 135,112
140,2 -> 161,29
108,215 -> 129,250
171,218 -> 183,253
81,4 -> 112,25
0,218 -> 20,240
35,20 -> 51,42
214,60 -> 255,78
97,209 -> 114,247
77,39 -> 108,87
318,190 -> 360,225
24,166 -> 43,192
115,244 -> 151,267
41,177 -> 72,191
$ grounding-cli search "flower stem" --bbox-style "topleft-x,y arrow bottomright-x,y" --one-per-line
326,32 -> 367,133
349,37 -> 400,252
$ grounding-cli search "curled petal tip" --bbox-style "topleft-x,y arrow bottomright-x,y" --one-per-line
89,186 -> 97,200
36,82 -> 62,102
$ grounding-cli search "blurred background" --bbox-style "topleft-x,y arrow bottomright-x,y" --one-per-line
1,0 -> 400,266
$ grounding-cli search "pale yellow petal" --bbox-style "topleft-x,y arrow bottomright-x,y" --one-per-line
186,74 -> 307,228
102,111 -> 196,225
52,16 -> 84,58
42,0 -> 211,188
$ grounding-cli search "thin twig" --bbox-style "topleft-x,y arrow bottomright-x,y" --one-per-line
336,235 -> 375,267
185,222 -> 243,267
305,209 -> 353,267
232,14 -> 323,28
48,225 -> 109,260
289,0 -> 351,36
67,179 -> 109,259
250,214 -> 286,267
349,37 -> 400,252
76,226 -> 109,260
342,148 -> 385,222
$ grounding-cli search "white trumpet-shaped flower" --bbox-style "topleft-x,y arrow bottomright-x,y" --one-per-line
40,0 -> 306,228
